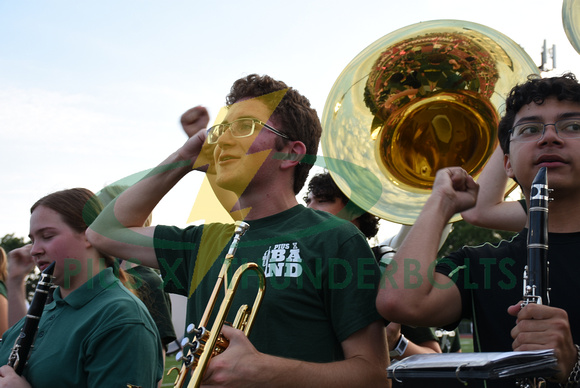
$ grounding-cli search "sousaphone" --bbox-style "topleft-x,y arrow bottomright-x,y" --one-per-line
321,20 -> 540,225
563,0 -> 580,55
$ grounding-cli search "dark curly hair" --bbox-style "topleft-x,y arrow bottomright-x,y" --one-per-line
225,74 -> 322,195
304,172 -> 380,239
498,72 -> 580,155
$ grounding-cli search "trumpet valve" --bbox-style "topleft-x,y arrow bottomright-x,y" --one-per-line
180,336 -> 202,354
180,337 -> 192,348
174,351 -> 193,366
186,323 -> 207,339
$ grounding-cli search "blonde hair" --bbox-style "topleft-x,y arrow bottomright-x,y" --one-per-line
0,247 -> 6,283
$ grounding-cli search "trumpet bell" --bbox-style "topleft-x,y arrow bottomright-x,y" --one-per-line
563,0 -> 580,55
321,20 -> 540,225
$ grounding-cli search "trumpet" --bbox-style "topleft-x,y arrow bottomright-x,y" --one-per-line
168,221 -> 266,388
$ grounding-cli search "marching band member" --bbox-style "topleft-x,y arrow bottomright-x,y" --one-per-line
0,188 -> 163,388
88,74 -> 389,387
0,248 -> 7,336
377,73 -> 580,387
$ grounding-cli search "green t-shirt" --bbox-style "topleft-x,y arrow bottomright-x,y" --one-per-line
0,268 -> 163,388
128,265 -> 176,347
155,204 -> 382,362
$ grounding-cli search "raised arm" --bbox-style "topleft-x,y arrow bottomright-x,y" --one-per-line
87,107 -> 211,269
377,167 -> 478,328
461,146 -> 526,232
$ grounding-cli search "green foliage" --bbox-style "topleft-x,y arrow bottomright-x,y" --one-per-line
1,233 -> 28,253
438,221 -> 518,258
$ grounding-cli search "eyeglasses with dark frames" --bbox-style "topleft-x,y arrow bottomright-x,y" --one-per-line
509,118 -> 580,143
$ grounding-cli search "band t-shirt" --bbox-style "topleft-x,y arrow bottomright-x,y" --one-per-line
155,204 -> 382,362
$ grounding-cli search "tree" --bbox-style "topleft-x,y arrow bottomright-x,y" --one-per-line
438,221 -> 518,258
436,222 -> 518,347
0,234 -> 28,253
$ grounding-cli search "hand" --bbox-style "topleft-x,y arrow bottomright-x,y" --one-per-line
181,106 -> 210,138
178,106 -> 214,173
431,167 -> 479,217
0,365 -> 31,388
7,245 -> 36,283
201,325 -> 262,387
386,323 -> 402,351
508,302 -> 577,383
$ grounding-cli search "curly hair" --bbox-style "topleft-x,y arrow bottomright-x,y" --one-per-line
498,72 -> 580,155
226,74 -> 322,194
305,172 -> 380,239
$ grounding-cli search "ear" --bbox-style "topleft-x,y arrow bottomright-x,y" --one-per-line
280,141 -> 307,169
504,153 -> 515,179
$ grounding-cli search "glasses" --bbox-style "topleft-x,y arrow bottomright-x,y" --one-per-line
509,118 -> 580,142
206,118 -> 290,144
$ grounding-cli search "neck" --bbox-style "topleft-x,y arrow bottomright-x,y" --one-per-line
226,167 -> 299,220
238,187 -> 299,220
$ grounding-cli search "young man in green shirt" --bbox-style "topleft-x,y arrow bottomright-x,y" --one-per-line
88,74 -> 389,387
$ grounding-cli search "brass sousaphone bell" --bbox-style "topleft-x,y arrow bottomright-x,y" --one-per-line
321,20 -> 540,225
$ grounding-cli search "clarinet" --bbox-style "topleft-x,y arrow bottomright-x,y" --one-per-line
518,167 -> 551,388
522,166 -> 550,308
7,261 -> 56,375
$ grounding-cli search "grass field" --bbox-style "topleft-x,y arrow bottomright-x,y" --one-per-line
460,335 -> 474,353
161,357 -> 182,387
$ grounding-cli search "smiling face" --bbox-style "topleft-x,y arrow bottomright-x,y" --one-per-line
506,97 -> 580,197
212,98 -> 285,195
29,205 -> 96,290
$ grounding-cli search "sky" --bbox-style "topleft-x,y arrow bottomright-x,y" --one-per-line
1,0 -> 579,243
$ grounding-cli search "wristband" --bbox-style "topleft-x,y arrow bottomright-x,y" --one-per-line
389,334 -> 409,358
561,344 -> 580,388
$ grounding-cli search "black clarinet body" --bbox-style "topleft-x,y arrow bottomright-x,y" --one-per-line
7,261 -> 56,375
518,167 -> 551,388
523,167 -> 550,307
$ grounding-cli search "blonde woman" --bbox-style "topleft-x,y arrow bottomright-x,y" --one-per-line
0,247 -> 8,336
